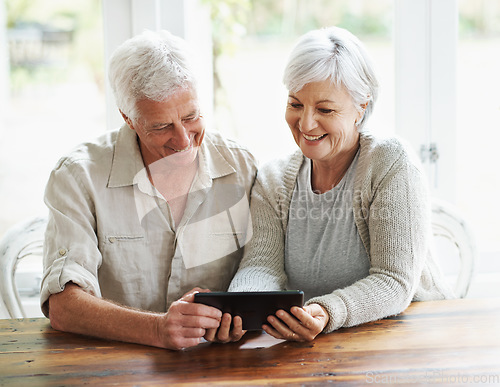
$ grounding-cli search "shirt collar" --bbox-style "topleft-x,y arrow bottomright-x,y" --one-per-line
197,134 -> 236,187
107,125 -> 145,188
107,127 -> 236,189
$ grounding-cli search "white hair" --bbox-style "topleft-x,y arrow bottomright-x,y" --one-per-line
283,26 -> 379,130
108,30 -> 198,122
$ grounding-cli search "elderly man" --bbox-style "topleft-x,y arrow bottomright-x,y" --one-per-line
41,30 -> 257,350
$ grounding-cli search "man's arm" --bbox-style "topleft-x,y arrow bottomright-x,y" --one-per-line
48,284 -> 222,350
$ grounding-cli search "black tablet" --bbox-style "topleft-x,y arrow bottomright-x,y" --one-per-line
194,290 -> 304,330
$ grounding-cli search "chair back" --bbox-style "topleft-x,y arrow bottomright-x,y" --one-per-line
0,217 -> 47,318
431,199 -> 477,298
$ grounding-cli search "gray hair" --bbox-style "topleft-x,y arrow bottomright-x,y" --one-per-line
283,26 -> 379,130
108,30 -> 197,122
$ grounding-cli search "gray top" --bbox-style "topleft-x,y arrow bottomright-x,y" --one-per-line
285,153 -> 370,301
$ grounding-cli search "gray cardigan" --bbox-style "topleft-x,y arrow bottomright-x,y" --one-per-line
229,132 -> 455,333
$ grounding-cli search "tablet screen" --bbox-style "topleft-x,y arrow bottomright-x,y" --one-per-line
194,290 -> 304,330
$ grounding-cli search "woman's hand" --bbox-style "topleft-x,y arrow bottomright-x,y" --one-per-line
204,313 -> 247,343
263,303 -> 329,342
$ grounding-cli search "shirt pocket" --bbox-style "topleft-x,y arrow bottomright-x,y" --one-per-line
98,234 -> 147,301
99,232 -> 172,312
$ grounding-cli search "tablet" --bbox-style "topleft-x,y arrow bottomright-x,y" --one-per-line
194,290 -> 304,330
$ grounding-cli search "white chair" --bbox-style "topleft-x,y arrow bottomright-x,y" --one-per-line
431,199 -> 477,298
0,216 -> 47,318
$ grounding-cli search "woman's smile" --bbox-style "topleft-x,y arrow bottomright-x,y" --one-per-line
302,133 -> 327,142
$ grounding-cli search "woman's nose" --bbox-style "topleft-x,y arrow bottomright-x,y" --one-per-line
299,109 -> 317,132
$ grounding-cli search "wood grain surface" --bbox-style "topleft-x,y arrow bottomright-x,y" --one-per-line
1,298 -> 500,386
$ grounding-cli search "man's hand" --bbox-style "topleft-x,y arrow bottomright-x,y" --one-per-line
263,303 -> 329,342
48,284 -> 225,351
203,313 -> 246,343
155,288 -> 223,350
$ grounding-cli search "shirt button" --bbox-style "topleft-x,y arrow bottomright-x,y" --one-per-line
58,248 -> 67,256
108,237 -> 116,243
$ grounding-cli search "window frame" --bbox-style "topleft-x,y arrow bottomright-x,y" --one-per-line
394,0 -> 458,202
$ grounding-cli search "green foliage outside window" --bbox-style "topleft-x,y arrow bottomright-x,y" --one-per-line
6,0 -> 103,92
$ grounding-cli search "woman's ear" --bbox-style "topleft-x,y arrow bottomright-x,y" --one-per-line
356,102 -> 368,123
357,100 -> 369,122
120,110 -> 135,131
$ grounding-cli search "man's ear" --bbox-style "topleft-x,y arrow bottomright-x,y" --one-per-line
120,110 -> 135,131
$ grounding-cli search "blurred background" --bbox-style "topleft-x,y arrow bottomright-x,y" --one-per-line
0,0 -> 499,316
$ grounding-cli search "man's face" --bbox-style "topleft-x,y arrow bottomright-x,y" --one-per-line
124,86 -> 205,168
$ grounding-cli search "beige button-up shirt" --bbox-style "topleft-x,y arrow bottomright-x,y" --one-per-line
41,125 -> 257,316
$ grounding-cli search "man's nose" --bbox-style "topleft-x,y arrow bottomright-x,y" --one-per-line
172,123 -> 190,148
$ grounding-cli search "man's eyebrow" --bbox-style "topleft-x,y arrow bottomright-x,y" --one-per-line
182,110 -> 199,118
150,122 -> 172,129
148,110 -> 199,129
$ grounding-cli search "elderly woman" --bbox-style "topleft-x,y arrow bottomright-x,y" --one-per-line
214,26 -> 454,343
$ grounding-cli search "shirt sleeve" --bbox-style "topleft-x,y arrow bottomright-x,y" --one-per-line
40,158 -> 102,317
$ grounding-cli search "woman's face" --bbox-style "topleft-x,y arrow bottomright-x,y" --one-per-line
285,80 -> 364,164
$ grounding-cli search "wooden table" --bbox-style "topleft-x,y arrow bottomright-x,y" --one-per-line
1,298 -> 500,386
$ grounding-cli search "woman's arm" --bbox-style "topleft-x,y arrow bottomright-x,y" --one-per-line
228,178 -> 288,292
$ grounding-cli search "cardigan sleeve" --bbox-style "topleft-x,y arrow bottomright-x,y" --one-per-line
306,143 -> 433,333
227,178 -> 287,292
229,152 -> 302,292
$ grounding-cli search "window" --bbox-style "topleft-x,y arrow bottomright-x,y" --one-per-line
0,0 -> 105,317
0,0 -> 105,239
456,0 -> 500,295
